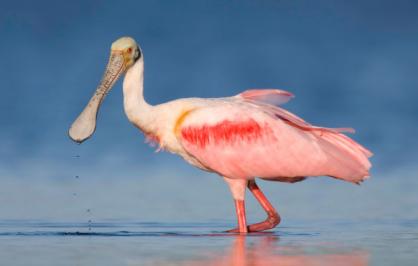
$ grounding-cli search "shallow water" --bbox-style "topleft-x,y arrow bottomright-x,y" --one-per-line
0,219 -> 417,266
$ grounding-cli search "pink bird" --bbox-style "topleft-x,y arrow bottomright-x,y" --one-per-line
69,37 -> 372,233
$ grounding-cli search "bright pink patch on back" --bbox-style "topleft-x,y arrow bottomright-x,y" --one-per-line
181,119 -> 263,148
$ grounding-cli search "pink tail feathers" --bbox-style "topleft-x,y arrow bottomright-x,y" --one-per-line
266,105 -> 372,183
317,130 -> 372,183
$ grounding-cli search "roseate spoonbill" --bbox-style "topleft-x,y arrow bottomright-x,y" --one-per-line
69,37 -> 372,233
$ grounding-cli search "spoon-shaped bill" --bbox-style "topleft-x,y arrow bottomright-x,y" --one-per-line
68,53 -> 125,143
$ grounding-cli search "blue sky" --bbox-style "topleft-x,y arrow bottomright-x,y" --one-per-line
1,0 -> 417,221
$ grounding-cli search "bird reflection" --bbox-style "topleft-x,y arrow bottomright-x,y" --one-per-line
185,234 -> 368,266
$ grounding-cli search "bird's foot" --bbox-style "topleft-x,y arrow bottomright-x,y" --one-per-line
226,211 -> 280,233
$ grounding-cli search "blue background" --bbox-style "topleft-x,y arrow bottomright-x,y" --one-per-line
0,0 -> 417,222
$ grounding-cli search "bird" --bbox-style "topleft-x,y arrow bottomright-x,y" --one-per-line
69,36 -> 372,233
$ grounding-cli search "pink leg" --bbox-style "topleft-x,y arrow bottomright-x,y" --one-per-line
246,180 -> 281,232
228,180 -> 280,233
234,200 -> 248,233
223,177 -> 248,233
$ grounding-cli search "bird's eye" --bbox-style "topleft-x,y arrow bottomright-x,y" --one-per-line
134,46 -> 141,61
127,47 -> 132,53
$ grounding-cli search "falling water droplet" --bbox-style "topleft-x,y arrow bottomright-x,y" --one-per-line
88,219 -> 92,231
75,175 -> 79,179
86,208 -> 91,213
73,155 -> 80,158
72,193 -> 77,196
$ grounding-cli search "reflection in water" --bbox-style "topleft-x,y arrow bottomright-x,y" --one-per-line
0,222 -> 373,265
185,235 -> 368,266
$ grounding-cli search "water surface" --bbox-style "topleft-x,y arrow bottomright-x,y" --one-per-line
1,219 -> 417,265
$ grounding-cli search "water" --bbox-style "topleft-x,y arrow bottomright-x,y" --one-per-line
1,174 -> 417,265
0,219 -> 417,265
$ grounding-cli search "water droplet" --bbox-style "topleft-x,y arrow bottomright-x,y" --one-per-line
86,209 -> 91,213
75,175 -> 79,179
73,155 -> 80,158
72,193 -> 77,196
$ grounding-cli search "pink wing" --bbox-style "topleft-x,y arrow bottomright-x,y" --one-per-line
236,89 -> 295,106
239,89 -> 372,157
237,89 -> 357,134
178,98 -> 372,183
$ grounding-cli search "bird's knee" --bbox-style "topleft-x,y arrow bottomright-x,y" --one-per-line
267,211 -> 281,227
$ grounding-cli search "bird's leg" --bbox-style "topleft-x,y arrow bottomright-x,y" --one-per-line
246,180 -> 281,232
228,180 -> 281,233
233,199 -> 247,234
223,177 -> 248,233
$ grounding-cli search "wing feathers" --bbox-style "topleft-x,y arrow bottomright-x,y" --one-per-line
176,92 -> 372,183
237,89 -> 294,106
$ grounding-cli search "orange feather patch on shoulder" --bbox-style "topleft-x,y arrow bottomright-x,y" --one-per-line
181,119 -> 264,148
174,109 -> 196,135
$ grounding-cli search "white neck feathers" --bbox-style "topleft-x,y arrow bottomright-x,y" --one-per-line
122,59 -> 154,132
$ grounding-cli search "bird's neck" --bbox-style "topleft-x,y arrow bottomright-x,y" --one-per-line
122,59 -> 155,133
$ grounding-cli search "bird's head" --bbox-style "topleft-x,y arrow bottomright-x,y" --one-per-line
68,36 -> 142,143
111,36 -> 142,69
